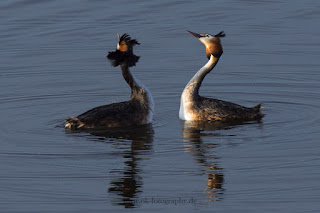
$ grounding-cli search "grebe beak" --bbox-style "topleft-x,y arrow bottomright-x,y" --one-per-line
186,30 -> 202,38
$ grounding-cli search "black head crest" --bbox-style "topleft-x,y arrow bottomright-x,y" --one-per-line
214,31 -> 226,38
118,33 -> 140,46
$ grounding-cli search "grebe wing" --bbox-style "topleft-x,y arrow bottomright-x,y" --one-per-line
199,97 -> 262,120
76,101 -> 142,127
78,101 -> 127,118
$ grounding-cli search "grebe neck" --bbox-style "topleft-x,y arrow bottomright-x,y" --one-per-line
179,55 -> 219,120
184,55 -> 219,98
120,64 -> 154,110
120,64 -> 140,91
120,63 -> 145,99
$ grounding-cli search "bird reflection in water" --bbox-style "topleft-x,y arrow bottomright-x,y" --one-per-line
75,124 -> 154,208
181,120 -> 260,202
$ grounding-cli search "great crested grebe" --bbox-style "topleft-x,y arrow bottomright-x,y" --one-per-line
65,34 -> 154,130
179,30 -> 263,122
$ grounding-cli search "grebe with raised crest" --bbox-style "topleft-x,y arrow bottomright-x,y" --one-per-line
65,34 -> 154,130
179,30 -> 263,122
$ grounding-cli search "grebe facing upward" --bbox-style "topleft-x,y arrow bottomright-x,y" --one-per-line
179,30 -> 263,122
65,34 -> 154,130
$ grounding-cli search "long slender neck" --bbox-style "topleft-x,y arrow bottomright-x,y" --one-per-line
184,55 -> 219,98
120,64 -> 140,89
120,64 -> 142,98
120,64 -> 153,111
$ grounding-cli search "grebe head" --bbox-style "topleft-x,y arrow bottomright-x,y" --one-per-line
117,33 -> 140,53
187,30 -> 225,59
107,33 -> 140,67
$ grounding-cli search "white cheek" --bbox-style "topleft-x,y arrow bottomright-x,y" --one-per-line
117,43 -> 120,49
199,37 -> 213,46
199,37 -> 207,44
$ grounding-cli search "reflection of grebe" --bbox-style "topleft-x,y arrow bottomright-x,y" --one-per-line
181,121 -> 224,201
179,30 -> 263,122
65,34 -> 153,130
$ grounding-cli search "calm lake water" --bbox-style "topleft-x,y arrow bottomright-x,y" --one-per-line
1,0 -> 320,212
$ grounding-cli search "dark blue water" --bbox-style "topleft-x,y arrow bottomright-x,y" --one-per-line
1,0 -> 320,212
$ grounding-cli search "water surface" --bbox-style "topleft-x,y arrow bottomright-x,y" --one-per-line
1,0 -> 320,212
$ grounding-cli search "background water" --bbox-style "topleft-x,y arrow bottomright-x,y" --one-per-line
1,0 -> 320,212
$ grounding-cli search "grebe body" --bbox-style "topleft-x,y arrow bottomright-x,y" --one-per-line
65,34 -> 153,130
179,31 -> 263,122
